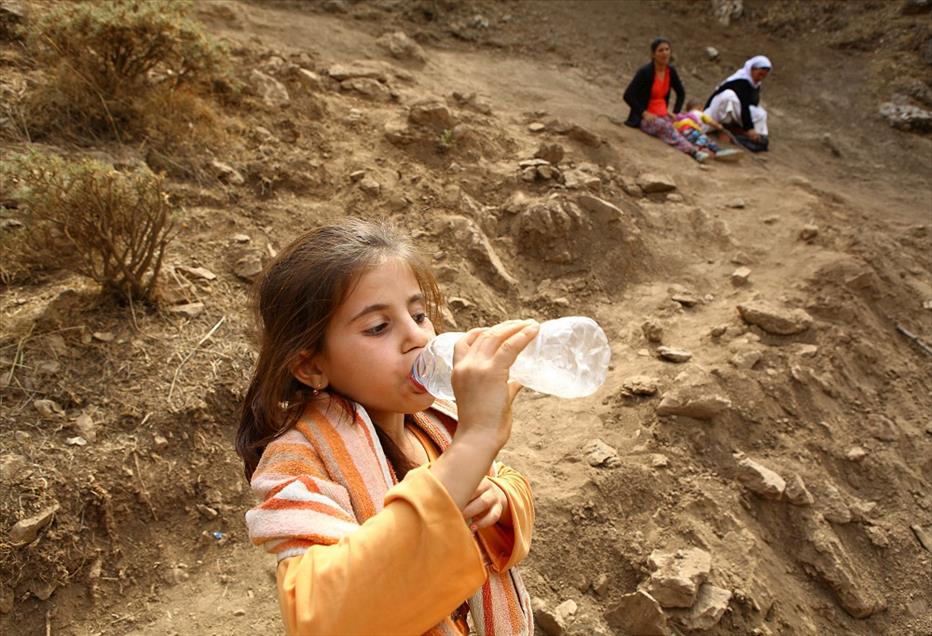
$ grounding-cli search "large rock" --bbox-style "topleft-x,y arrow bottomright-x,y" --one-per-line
341,77 -> 392,101
10,502 -> 60,546
736,457 -> 786,500
408,99 -> 454,131
249,70 -> 290,108
604,590 -> 668,635
656,386 -> 731,420
636,173 -> 677,194
669,583 -> 732,631
576,194 -> 623,222
737,301 -> 813,335
646,547 -> 712,608
376,31 -> 426,63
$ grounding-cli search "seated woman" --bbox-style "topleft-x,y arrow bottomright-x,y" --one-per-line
623,37 -> 709,163
705,55 -> 772,152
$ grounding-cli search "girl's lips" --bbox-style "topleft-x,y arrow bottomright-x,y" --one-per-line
409,374 -> 427,394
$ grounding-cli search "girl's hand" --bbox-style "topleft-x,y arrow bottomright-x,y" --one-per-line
462,477 -> 509,531
451,320 -> 539,451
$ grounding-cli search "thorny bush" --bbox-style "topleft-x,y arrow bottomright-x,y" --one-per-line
23,0 -> 226,152
1,152 -> 176,303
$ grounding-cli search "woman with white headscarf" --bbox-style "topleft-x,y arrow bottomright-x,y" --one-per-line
705,55 -> 772,152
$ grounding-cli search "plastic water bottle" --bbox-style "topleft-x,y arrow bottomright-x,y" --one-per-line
412,316 -> 611,400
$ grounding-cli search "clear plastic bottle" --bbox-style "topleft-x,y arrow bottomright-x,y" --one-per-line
411,316 -> 611,400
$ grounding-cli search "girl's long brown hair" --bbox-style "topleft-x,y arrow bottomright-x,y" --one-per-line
236,219 -> 444,481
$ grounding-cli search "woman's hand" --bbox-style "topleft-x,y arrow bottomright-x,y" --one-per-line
641,111 -> 656,123
462,477 -> 510,531
746,129 -> 761,141
450,320 -> 539,451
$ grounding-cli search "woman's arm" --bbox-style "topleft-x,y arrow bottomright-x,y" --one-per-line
623,65 -> 652,119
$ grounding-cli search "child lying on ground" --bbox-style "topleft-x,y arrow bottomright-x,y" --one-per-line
674,99 -> 740,160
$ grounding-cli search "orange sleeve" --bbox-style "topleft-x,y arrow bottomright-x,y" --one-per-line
477,463 -> 534,572
276,465 -> 487,636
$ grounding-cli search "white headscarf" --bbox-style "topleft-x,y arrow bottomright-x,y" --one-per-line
723,55 -> 772,88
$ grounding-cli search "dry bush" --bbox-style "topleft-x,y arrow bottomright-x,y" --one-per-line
1,152 -> 176,302
23,0 -> 226,160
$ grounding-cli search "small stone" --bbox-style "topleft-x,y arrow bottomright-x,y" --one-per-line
666,193 -> 684,203
642,319 -> 664,343
731,267 -> 752,286
34,399 -> 65,419
342,77 -> 392,101
604,590 -> 668,636
637,172 -> 677,194
737,457 -> 786,500
232,608 -> 246,617
349,170 -> 366,182
533,598 -> 566,636
534,142 -> 565,165
737,301 -> 813,335
554,599 -> 577,623
294,68 -> 323,91
592,573 -> 610,597
249,69 -> 290,108
65,436 -> 87,446
92,332 -> 115,343
623,375 -> 659,396
671,293 -> 699,307
177,265 -> 217,280
671,584 -> 732,631
710,324 -> 728,338
657,386 -> 731,420
209,160 -> 245,186
647,547 -> 712,608
730,349 -> 762,370
576,194 -> 623,221
651,453 -> 670,467
196,504 -> 219,519
911,524 -> 932,552
731,251 -> 752,265
705,46 -> 719,60
358,176 -> 381,196
233,253 -> 264,280
846,446 -> 868,462
376,31 -> 426,63
528,122 -> 546,132
153,433 -> 169,448
763,215 -> 779,224
726,198 -> 746,209
785,474 -> 815,506
637,348 -> 650,357
583,439 -> 620,468
10,502 -> 60,546
657,346 -> 692,363
799,225 -> 819,241
73,412 -> 96,442
169,302 -> 205,318
819,482 -> 853,524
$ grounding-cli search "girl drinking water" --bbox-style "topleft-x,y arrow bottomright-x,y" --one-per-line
237,219 -> 537,635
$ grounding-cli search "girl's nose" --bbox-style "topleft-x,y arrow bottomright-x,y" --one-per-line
403,315 -> 431,350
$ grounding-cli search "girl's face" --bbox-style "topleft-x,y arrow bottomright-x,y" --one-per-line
652,42 -> 672,65
751,68 -> 770,84
308,258 -> 436,423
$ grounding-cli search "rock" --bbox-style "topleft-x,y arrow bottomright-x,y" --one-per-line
730,349 -> 762,370
73,412 -> 96,442
358,176 -> 381,196
710,324 -> 728,338
864,414 -> 899,442
818,482 -> 853,524
327,63 -> 387,82
441,215 -> 517,290
376,31 -> 426,63
879,101 -> 932,133
712,0 -> 744,25
528,122 -> 546,132
731,251 -> 752,265
576,194 -> 623,222
0,453 -> 27,481
535,142 -> 565,165
799,224 -> 819,241
583,439 -> 620,468
34,399 -> 65,419
233,253 -> 264,280
822,133 -> 842,157
341,77 -> 391,101
736,457 -> 786,500
642,319 -> 664,343
785,474 -> 815,506
452,91 -> 492,114
647,547 -> 712,608
10,502 -> 60,546
670,584 -> 732,631
65,436 -> 87,446
409,99 -> 454,131
533,598 -> 567,636
737,301 -> 813,335
249,70 -> 290,108
154,433 -> 169,448
666,192 -> 684,203
92,331 -> 114,343
567,124 -> 601,147
294,68 -> 323,91
706,46 -> 720,60
797,510 -> 883,617
196,503 -> 219,519
554,599 -> 577,623
169,302 -> 205,318
209,160 -> 245,186
623,375 -> 659,396
604,590 -> 668,636
656,386 -> 731,420
657,346 -> 692,363
911,524 -> 932,552
349,170 -> 366,182
671,293 -> 699,307
177,265 -> 217,281
562,169 -> 601,190
731,267 -> 752,286
636,173 -> 677,194
620,177 -> 644,198
384,118 -> 414,145
846,446 -> 868,462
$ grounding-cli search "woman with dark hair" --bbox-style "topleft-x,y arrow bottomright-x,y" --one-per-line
705,55 -> 772,152
623,37 -> 709,162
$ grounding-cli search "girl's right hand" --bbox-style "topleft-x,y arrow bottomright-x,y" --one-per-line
450,320 -> 540,451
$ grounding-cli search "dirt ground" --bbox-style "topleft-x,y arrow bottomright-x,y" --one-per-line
1,0 -> 931,634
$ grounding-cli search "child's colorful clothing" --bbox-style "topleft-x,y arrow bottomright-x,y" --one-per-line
674,110 -> 721,153
680,127 -> 721,153
246,397 -> 534,636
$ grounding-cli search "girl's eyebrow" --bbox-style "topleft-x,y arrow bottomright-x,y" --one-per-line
348,293 -> 424,323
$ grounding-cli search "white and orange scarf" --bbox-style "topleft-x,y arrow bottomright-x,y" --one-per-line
246,397 -> 532,635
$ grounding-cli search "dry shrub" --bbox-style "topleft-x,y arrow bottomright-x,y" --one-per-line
1,152 -> 176,302
24,0 -> 226,161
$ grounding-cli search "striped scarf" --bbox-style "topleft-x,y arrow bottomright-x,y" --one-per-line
246,396 -> 533,636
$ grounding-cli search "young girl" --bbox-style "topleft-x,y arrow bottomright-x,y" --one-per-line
237,218 -> 538,635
